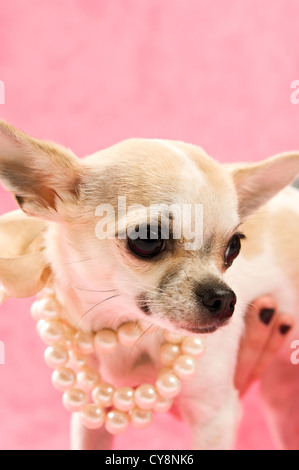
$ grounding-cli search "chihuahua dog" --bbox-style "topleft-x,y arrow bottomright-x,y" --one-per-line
0,120 -> 299,450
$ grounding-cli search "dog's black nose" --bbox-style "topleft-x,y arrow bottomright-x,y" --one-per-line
197,286 -> 237,319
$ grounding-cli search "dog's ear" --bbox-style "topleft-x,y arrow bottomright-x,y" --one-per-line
0,120 -> 83,219
229,152 -> 299,219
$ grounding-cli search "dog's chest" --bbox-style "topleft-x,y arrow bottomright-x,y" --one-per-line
95,335 -> 163,388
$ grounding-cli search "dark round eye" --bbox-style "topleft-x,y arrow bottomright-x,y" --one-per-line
128,225 -> 165,258
224,233 -> 244,266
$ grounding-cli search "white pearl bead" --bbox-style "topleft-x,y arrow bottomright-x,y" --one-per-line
92,383 -> 115,407
36,318 -> 46,335
62,324 -> 75,349
37,287 -> 55,299
163,331 -> 184,344
30,301 -> 43,321
51,367 -> 76,391
160,343 -> 181,366
173,355 -> 197,380
117,322 -> 142,347
44,344 -> 69,369
73,331 -> 94,355
134,384 -> 157,410
153,395 -> 173,413
105,410 -> 129,435
77,366 -> 100,391
68,350 -> 89,370
181,336 -> 204,357
39,320 -> 65,345
80,403 -> 106,430
112,386 -> 135,411
31,297 -> 60,321
62,388 -> 88,412
94,329 -> 118,354
41,297 -> 61,319
130,407 -> 153,429
155,371 -> 181,399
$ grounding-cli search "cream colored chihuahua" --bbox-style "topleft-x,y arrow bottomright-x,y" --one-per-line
0,120 -> 299,450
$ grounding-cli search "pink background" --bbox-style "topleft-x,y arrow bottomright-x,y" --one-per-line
0,0 -> 299,450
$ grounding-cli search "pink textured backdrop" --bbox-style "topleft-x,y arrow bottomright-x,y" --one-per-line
0,0 -> 299,450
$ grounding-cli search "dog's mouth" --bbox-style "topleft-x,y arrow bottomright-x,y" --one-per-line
175,317 -> 232,335
183,325 -> 219,334
137,295 -> 229,336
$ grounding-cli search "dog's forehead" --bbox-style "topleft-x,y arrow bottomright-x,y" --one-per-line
86,138 -> 235,209
83,139 -> 240,249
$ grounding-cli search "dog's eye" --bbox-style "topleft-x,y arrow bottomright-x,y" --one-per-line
224,232 -> 244,267
128,225 -> 165,258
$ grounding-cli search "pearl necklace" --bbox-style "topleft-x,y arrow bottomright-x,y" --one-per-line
30,288 -> 205,435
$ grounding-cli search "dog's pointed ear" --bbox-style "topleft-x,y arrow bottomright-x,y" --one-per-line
0,120 -> 83,219
228,152 -> 299,219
